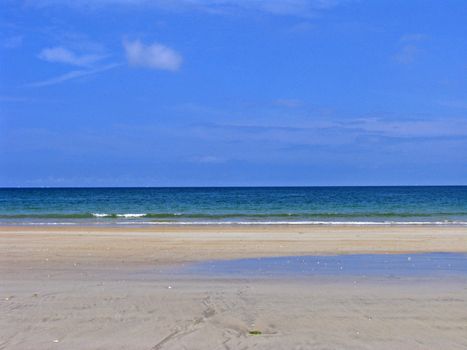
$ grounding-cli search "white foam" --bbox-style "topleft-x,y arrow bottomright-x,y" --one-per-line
92,213 -> 111,217
116,213 -> 146,218
92,213 -> 147,218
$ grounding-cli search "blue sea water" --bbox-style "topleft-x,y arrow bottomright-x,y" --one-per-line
181,253 -> 467,279
0,186 -> 466,225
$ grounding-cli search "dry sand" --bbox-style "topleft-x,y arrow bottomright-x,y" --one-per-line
1,225 -> 467,349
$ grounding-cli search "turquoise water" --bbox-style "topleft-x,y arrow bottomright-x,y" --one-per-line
0,186 -> 466,225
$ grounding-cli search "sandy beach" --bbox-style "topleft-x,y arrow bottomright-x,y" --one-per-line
1,225 -> 467,349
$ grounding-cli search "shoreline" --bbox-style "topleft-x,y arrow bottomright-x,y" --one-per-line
3,222 -> 467,229
2,220 -> 467,227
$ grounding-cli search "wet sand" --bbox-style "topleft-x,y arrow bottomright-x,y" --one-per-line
1,225 -> 467,349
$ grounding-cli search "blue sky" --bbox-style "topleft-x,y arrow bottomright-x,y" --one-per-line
1,0 -> 466,186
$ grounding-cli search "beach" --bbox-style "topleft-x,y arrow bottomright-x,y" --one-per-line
1,225 -> 467,349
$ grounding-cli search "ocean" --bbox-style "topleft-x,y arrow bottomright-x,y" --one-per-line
0,186 -> 466,226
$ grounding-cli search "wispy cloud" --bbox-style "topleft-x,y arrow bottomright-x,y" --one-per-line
28,41 -> 117,87
394,44 -> 419,64
437,99 -> 467,110
273,98 -> 302,108
193,116 -> 467,147
287,21 -> 314,33
31,0 -> 345,17
0,95 -> 54,103
38,46 -> 105,66
400,33 -> 426,43
123,39 -> 182,71
2,35 -> 23,49
393,33 -> 425,64
25,63 -> 120,88
190,155 -> 227,164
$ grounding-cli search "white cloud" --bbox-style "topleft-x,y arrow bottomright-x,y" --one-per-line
123,40 -> 182,71
38,47 -> 105,66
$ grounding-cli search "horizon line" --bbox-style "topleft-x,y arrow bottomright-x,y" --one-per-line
1,185 -> 466,189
